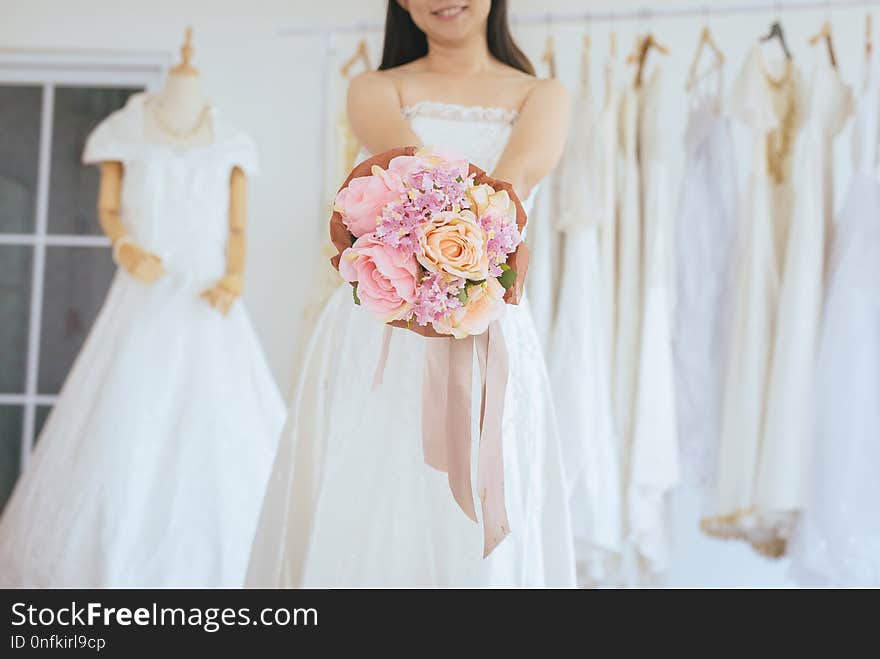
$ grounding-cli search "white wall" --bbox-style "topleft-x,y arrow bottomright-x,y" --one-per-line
3,0 -> 873,586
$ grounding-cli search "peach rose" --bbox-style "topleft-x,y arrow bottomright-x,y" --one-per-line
339,235 -> 418,322
468,185 -> 516,224
333,166 -> 404,237
417,210 -> 490,280
433,278 -> 507,338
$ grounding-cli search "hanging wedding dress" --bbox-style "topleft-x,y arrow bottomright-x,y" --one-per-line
0,93 -> 285,587
599,51 -> 621,400
756,55 -> 852,537
672,70 -> 738,487
247,101 -> 577,588
788,50 -> 880,587
615,69 -> 679,583
702,47 -> 806,556
547,43 -> 622,586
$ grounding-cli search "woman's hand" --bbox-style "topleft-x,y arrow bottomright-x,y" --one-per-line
491,78 -> 571,199
116,242 -> 166,284
200,273 -> 242,316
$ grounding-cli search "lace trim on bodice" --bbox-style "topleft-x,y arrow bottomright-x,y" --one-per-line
402,101 -> 519,126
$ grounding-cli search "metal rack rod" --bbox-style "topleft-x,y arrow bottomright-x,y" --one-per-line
279,0 -> 879,37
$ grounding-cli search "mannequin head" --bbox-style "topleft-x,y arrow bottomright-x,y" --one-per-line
380,0 -> 534,74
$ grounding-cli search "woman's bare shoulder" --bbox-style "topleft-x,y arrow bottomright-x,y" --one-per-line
347,69 -> 403,113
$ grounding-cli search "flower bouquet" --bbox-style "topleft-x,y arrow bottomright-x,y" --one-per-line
328,146 -> 529,557
329,146 -> 529,338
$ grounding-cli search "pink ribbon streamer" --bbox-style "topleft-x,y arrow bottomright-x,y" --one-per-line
370,322 -> 511,557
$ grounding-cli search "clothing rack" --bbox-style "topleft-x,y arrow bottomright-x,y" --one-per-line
279,0 -> 879,37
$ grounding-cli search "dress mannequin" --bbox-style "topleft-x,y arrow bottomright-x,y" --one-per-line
97,27 -> 245,314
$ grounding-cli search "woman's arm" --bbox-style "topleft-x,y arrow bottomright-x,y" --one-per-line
491,78 -> 571,199
347,71 -> 423,155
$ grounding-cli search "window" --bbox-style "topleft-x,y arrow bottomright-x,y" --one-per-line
0,52 -> 166,508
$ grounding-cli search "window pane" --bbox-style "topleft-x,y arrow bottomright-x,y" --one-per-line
0,405 -> 23,510
48,86 -> 141,236
38,246 -> 114,394
0,85 -> 41,234
34,404 -> 52,444
0,245 -> 33,393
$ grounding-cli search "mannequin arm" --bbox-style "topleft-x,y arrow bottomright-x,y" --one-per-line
98,161 -> 165,283
200,166 -> 246,315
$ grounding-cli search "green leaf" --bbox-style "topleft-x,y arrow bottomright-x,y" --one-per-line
457,287 -> 469,305
348,231 -> 357,246
352,283 -> 361,305
497,267 -> 517,290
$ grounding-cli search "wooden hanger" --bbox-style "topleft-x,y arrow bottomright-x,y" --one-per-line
761,21 -> 793,60
170,26 -> 199,76
867,14 -> 874,58
340,38 -> 372,78
686,26 -> 725,91
627,33 -> 670,88
542,35 -> 557,79
808,20 -> 838,69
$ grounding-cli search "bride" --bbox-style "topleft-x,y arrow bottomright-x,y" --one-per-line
247,0 -> 575,587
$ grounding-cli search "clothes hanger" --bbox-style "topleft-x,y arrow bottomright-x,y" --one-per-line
339,38 -> 372,78
542,35 -> 558,79
686,25 -> 725,91
867,13 -> 874,58
627,33 -> 670,88
808,20 -> 838,69
761,21 -> 793,60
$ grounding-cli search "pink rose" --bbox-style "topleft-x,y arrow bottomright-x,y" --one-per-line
387,154 -> 428,178
334,167 -> 404,237
433,278 -> 507,338
339,235 -> 419,322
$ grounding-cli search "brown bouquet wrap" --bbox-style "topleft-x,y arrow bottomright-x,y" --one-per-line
329,146 -> 530,337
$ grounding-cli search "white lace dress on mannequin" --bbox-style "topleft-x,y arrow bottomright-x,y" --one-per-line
246,102 -> 577,587
673,73 -> 738,488
0,93 -> 286,586
547,47 -> 622,586
788,53 -> 880,586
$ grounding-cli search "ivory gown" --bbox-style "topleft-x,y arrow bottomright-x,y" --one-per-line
757,56 -> 852,538
247,101 -> 577,588
788,50 -> 880,587
547,45 -> 623,586
702,47 -> 807,556
614,70 -> 679,583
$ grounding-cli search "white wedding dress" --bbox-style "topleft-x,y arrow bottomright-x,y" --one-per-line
247,101 -> 577,588
672,74 -> 738,488
703,48 -> 807,556
0,93 -> 285,587
547,46 -> 622,586
788,52 -> 880,587
757,57 -> 851,530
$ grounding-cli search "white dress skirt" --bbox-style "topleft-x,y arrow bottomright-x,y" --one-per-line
0,94 -> 285,587
247,102 -> 577,588
788,55 -> 880,587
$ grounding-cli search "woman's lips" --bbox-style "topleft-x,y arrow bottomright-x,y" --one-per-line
432,5 -> 468,20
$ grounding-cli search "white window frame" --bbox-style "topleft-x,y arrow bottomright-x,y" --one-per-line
0,50 -> 168,471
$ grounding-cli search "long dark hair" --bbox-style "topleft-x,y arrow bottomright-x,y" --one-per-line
379,1 -> 534,75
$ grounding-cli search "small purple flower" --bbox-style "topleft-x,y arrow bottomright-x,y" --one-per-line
412,272 -> 466,326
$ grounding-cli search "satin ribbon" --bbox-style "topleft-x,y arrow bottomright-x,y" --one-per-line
371,321 -> 511,557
